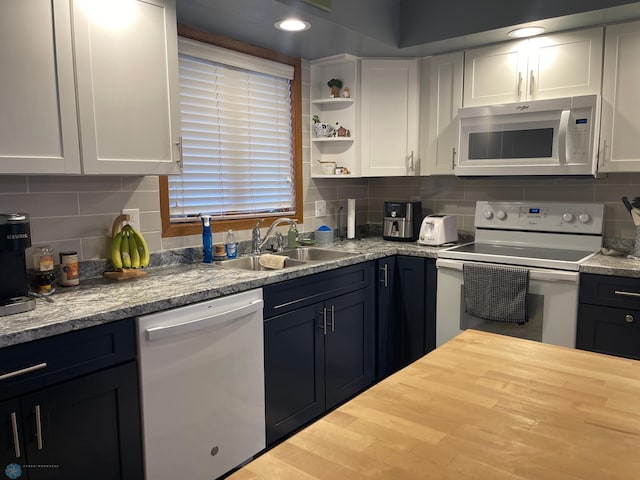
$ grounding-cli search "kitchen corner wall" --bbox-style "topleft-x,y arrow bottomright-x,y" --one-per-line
1,58 -> 638,263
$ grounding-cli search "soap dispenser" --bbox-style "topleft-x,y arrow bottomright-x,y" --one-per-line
201,215 -> 213,263
287,222 -> 298,248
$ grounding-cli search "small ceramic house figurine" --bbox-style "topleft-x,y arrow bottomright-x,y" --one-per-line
342,87 -> 351,98
336,125 -> 348,137
327,78 -> 343,98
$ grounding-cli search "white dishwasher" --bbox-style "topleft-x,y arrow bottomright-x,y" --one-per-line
136,288 -> 265,480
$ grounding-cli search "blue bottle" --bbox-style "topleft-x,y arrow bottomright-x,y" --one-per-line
201,215 -> 213,263
225,229 -> 237,259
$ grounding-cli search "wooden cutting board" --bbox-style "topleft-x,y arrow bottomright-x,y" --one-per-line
103,269 -> 147,281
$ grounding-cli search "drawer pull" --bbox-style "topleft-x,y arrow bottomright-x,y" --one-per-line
320,308 -> 327,335
380,264 -> 388,288
11,412 -> 20,458
614,290 -> 640,298
328,305 -> 335,332
0,362 -> 48,381
625,314 -> 634,323
35,405 -> 43,450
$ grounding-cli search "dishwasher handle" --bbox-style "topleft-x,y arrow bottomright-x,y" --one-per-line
144,299 -> 264,342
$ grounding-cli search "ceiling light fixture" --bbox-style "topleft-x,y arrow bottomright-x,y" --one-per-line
507,26 -> 546,38
275,18 -> 311,32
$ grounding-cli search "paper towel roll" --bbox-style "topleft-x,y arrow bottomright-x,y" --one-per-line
347,198 -> 356,239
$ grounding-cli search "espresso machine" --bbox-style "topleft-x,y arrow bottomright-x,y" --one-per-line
382,201 -> 423,241
0,213 -> 36,316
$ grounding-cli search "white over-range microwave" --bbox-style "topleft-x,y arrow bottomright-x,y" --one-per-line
455,94 -> 600,176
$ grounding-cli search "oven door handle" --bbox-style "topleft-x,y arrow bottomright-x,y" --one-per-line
436,258 -> 579,283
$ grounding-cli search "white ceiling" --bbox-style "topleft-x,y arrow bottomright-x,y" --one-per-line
176,0 -> 640,59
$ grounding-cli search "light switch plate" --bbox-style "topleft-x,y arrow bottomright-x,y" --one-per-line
122,208 -> 140,229
315,200 -> 326,217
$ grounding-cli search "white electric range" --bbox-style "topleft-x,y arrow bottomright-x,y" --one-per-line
436,201 -> 605,347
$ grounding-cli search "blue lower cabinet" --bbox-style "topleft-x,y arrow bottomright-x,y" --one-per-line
264,262 -> 375,446
377,256 -> 436,380
264,303 -> 325,446
578,273 -> 640,359
0,320 -> 143,479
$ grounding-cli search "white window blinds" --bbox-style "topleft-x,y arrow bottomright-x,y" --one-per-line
169,38 -> 296,222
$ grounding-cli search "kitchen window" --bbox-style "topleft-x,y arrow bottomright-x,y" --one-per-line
160,27 -> 303,237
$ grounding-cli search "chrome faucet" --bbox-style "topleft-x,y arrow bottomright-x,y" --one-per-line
252,217 -> 297,253
252,219 -> 264,254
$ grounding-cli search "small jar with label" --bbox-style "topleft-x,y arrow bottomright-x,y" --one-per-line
59,251 -> 80,287
32,246 -> 55,294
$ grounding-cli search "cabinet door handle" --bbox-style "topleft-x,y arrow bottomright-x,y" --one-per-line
35,405 -> 43,450
408,151 -> 414,173
0,362 -> 48,381
320,307 -> 327,335
625,314 -> 634,323
176,136 -> 184,168
11,412 -> 21,458
529,70 -> 534,96
452,147 -> 457,170
330,305 -> 335,332
517,71 -> 523,98
380,264 -> 388,287
614,290 -> 640,298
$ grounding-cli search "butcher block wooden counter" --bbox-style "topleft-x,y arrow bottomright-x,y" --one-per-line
229,330 -> 640,480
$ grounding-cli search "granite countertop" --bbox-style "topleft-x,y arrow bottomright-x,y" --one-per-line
0,239 -> 442,348
3,238 -> 640,349
580,252 -> 640,278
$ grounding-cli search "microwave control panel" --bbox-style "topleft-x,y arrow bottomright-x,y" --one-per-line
475,201 -> 604,235
567,107 -> 593,163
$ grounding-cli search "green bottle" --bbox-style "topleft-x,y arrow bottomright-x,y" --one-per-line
287,223 -> 298,248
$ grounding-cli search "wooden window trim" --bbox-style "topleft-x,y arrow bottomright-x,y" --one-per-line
160,24 -> 304,238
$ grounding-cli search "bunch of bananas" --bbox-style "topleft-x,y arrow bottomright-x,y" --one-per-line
111,224 -> 150,269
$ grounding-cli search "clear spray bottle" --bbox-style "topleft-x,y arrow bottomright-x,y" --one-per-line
201,215 -> 213,263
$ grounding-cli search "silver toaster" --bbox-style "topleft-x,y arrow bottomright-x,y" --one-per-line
418,215 -> 458,246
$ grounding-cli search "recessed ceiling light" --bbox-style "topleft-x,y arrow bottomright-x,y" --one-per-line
507,26 -> 546,38
275,18 -> 311,32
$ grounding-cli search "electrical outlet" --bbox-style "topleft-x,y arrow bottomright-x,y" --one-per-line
122,208 -> 140,229
315,200 -> 326,217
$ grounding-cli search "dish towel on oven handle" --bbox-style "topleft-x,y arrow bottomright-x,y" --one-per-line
463,263 -> 529,324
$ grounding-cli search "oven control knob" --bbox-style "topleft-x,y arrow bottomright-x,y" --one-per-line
578,213 -> 591,223
562,212 -> 575,222
483,210 -> 494,220
496,210 -> 506,220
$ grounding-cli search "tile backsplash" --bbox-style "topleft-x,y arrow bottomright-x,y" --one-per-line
1,172 -> 639,264
367,173 -> 640,242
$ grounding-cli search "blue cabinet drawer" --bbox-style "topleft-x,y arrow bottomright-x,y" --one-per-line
580,274 -> 640,309
264,262 -> 374,319
0,319 -> 136,401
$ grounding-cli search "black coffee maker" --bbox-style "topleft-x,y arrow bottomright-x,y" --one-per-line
0,213 -> 36,316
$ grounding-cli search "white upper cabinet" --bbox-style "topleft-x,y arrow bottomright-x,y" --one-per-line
360,59 -> 419,176
420,52 -> 463,175
72,0 -> 181,175
599,21 -> 640,172
464,27 -> 603,107
0,0 -> 80,174
464,41 -> 524,106
0,0 -> 181,176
